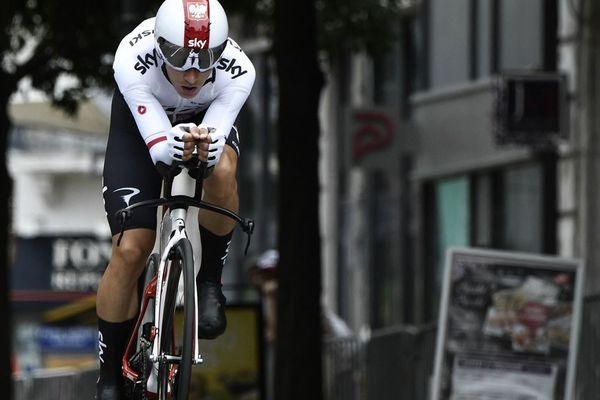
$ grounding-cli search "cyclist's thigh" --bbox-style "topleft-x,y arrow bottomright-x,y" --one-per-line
103,89 -> 162,236
206,145 -> 238,182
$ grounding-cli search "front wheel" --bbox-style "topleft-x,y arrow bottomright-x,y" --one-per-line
157,238 -> 195,400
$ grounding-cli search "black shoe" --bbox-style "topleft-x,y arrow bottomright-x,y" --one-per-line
197,281 -> 227,339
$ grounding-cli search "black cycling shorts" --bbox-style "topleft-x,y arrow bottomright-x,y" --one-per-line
102,89 -> 241,236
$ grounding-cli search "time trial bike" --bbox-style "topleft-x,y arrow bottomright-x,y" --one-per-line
115,157 -> 254,400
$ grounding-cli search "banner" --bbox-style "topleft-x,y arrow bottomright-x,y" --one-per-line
12,236 -> 111,294
431,247 -> 584,400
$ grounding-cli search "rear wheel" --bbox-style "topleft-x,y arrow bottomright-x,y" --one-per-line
157,238 -> 195,400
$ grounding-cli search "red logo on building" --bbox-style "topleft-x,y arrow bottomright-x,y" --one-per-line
351,110 -> 394,161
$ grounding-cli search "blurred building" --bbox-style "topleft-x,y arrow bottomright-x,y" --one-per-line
9,97 -> 110,370
318,0 -> 594,334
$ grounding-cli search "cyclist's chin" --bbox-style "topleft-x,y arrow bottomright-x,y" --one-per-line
178,86 -> 200,98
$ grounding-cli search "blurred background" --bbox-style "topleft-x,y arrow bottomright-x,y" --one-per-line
3,0 -> 600,399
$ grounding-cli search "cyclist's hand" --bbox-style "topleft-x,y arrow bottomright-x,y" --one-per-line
203,126 -> 225,169
193,125 -> 212,162
168,123 -> 198,162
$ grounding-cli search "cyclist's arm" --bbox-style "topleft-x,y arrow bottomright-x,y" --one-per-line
202,60 -> 255,144
120,85 -> 173,165
113,38 -> 174,166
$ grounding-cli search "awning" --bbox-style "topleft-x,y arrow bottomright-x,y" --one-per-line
8,99 -> 109,136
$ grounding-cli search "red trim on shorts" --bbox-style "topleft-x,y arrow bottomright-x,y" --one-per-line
147,136 -> 167,150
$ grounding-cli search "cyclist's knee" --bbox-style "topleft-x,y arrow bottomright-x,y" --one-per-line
213,147 -> 237,179
110,229 -> 155,276
205,148 -> 238,197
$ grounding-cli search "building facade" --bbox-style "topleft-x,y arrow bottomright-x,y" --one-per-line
9,98 -> 111,369
319,0 -> 598,335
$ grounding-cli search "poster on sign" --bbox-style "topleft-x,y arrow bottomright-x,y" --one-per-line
430,247 -> 584,400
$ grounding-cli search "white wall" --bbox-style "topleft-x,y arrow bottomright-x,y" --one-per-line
9,149 -> 110,238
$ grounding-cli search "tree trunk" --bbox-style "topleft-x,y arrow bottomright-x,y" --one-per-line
0,77 -> 13,399
273,0 -> 324,398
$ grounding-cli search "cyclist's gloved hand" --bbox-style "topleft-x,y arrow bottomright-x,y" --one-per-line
167,123 -> 197,162
194,125 -> 212,162
205,126 -> 225,169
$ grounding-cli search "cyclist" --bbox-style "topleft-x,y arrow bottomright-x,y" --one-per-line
96,0 -> 255,398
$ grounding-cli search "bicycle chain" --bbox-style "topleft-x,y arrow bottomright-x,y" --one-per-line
127,334 -> 152,400
139,337 -> 151,400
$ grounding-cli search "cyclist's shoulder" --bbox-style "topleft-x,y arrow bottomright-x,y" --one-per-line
213,37 -> 256,86
113,18 -> 163,92
115,18 -> 156,59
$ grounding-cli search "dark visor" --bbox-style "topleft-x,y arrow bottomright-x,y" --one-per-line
157,37 -> 227,71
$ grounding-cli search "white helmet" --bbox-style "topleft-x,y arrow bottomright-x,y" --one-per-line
154,0 -> 229,71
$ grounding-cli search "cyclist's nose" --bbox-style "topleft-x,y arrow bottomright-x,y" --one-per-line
183,69 -> 202,85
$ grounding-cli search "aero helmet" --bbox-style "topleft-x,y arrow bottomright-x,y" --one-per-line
155,0 -> 229,71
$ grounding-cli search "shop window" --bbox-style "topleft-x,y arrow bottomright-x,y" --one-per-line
416,0 -> 556,91
425,175 -> 471,319
423,160 -> 555,321
501,164 -> 544,251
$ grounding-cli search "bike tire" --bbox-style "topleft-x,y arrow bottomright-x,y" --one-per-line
157,238 -> 195,400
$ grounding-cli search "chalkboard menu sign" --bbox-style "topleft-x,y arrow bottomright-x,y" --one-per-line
431,248 -> 584,400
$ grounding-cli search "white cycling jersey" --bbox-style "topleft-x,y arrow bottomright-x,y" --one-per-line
113,17 -> 255,165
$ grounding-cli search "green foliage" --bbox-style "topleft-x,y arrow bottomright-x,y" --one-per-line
1,0 -> 161,112
317,0 -> 408,58
223,0 -> 273,26
1,0 -> 407,112
226,0 -> 407,60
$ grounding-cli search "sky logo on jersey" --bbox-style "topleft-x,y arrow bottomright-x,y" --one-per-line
128,29 -> 154,47
216,57 -> 248,79
134,49 -> 158,75
227,38 -> 241,52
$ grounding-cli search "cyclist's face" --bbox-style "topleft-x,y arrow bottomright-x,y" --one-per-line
165,65 -> 212,98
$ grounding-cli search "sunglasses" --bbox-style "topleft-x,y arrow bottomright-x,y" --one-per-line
156,37 -> 227,72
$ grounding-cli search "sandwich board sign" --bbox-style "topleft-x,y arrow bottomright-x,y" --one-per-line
431,247 -> 584,400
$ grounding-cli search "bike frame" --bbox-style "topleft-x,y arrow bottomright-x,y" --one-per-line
154,207 -> 202,365
120,160 -> 254,393
122,177 -> 202,385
